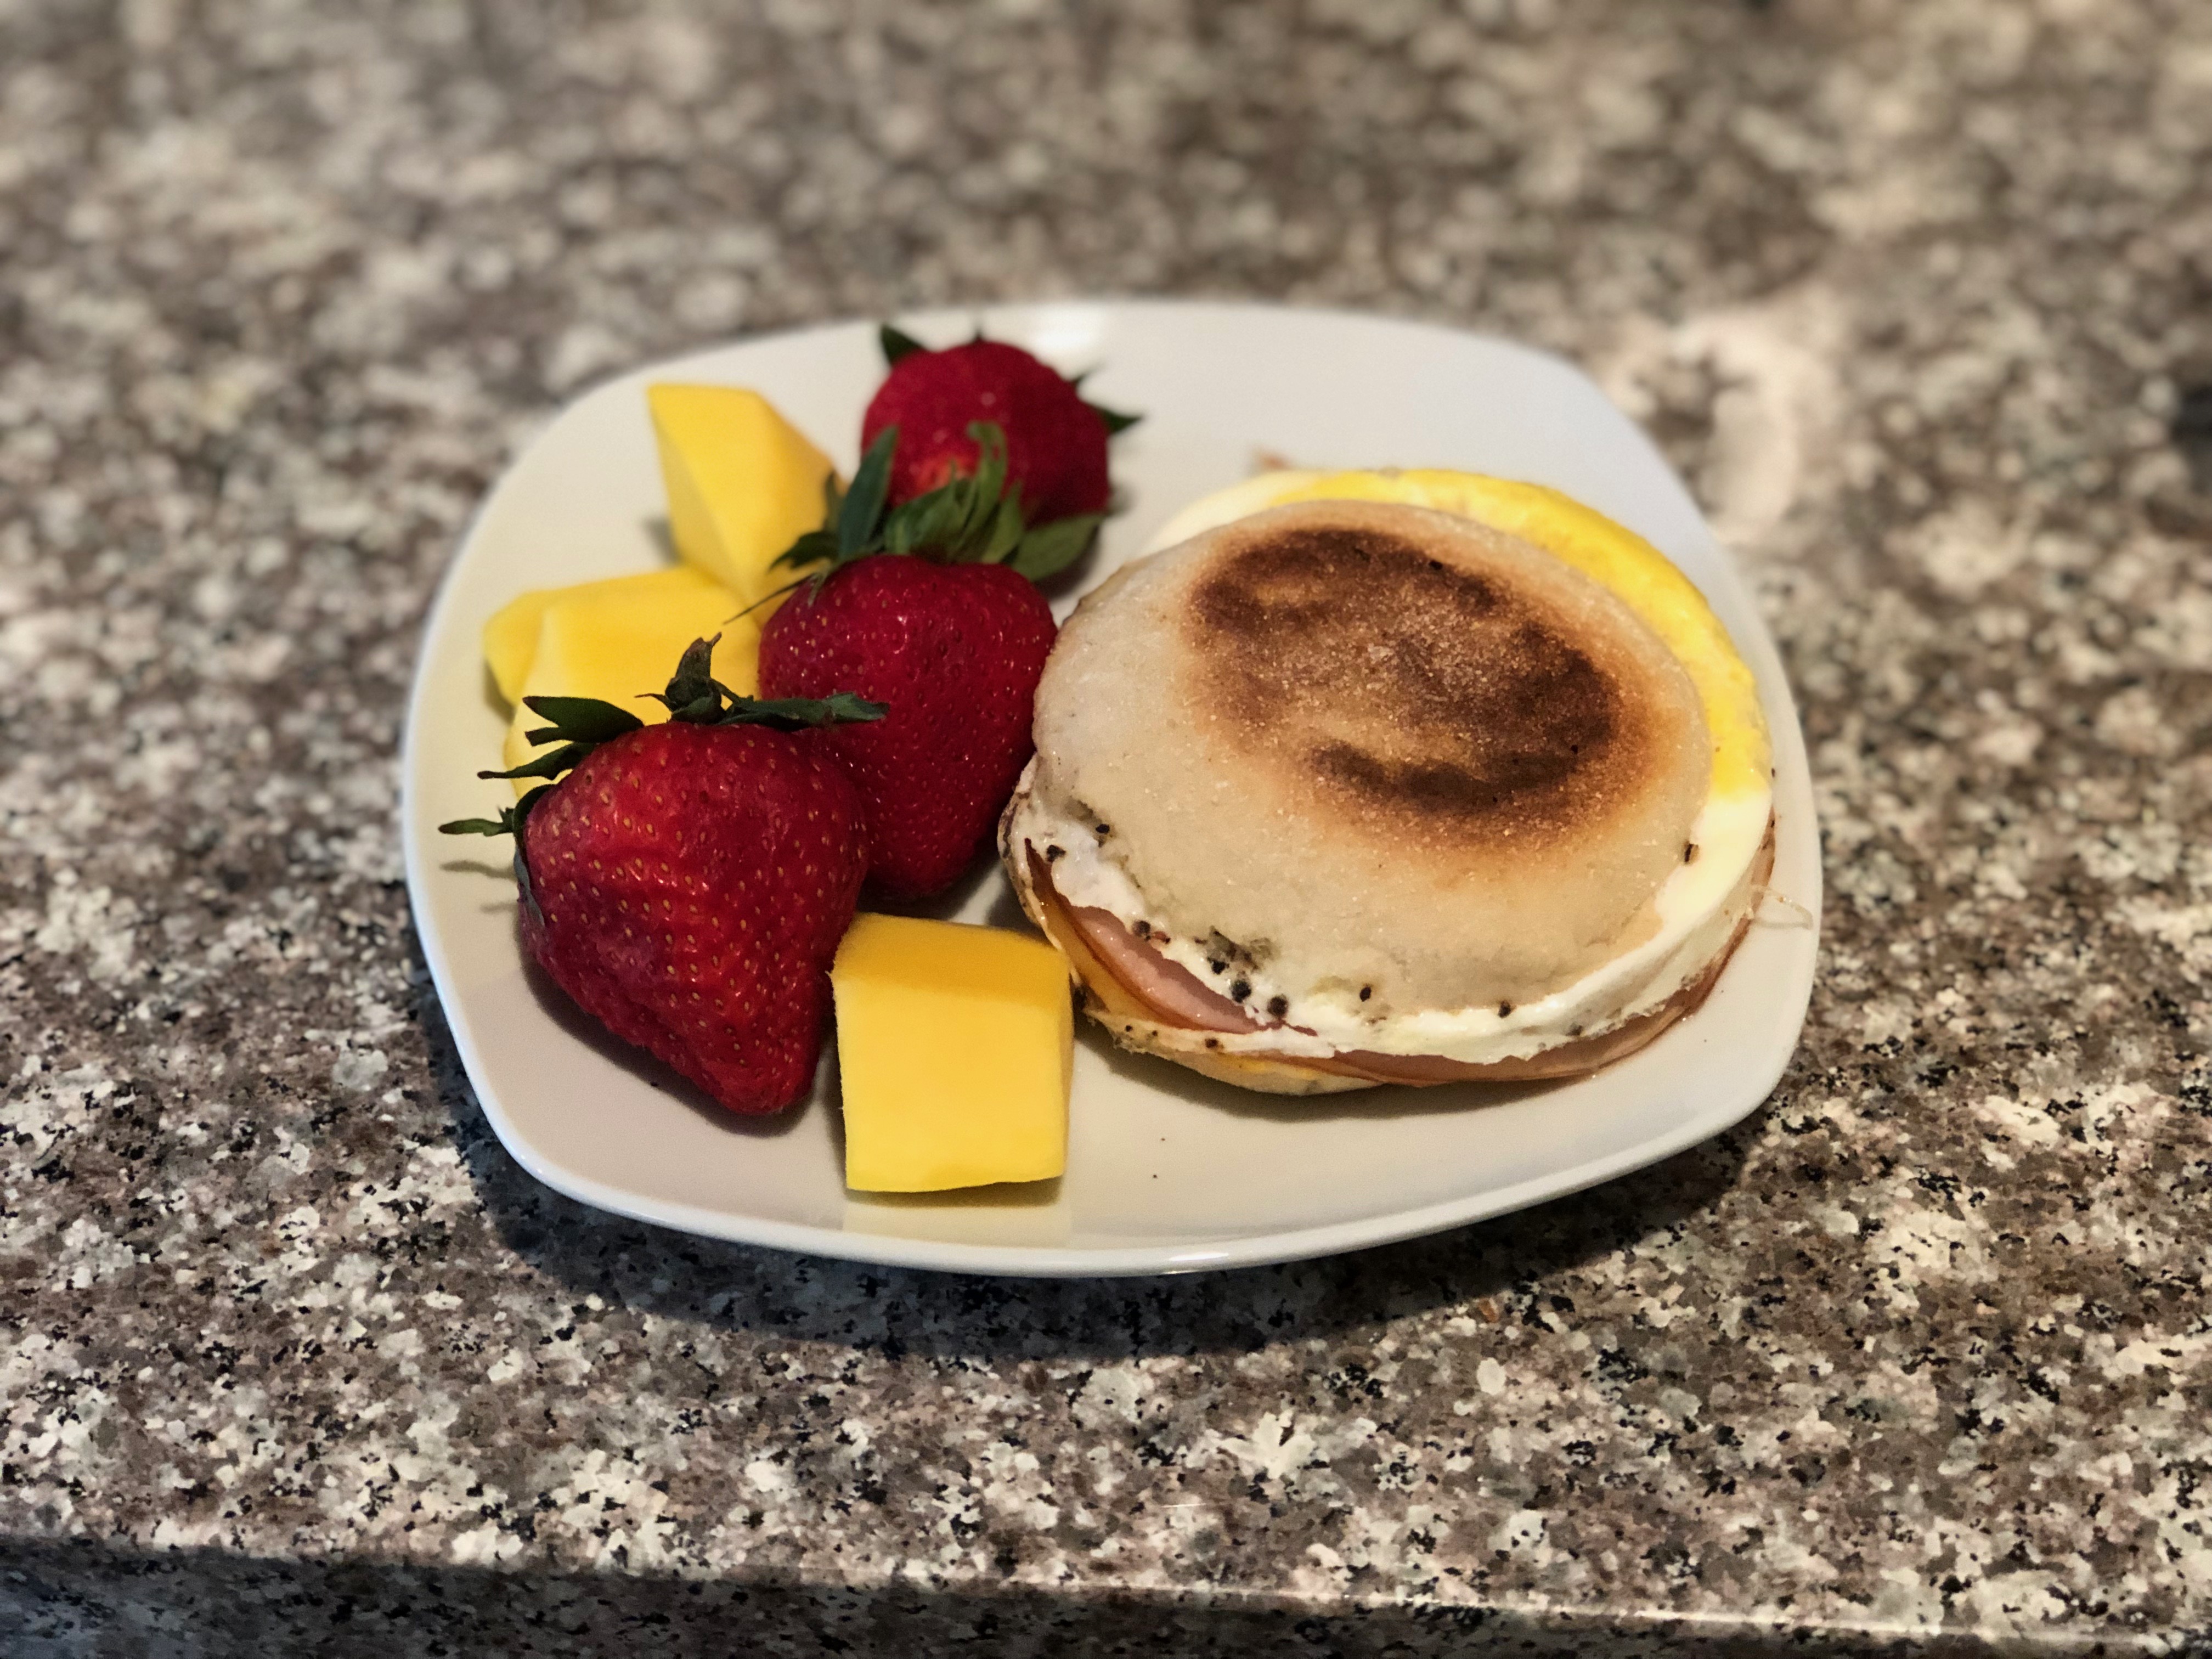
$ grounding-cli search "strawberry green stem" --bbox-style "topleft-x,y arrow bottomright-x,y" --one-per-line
770,420 -> 1103,588
438,635 -> 883,840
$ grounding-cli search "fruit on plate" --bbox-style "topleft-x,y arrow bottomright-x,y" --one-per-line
443,639 -> 884,1115
483,566 -> 736,708
864,331 -> 1130,525
647,384 -> 838,606
760,550 -> 1056,899
495,568 -> 755,795
1001,477 -> 1775,1095
757,424 -> 1065,898
831,913 -> 1071,1192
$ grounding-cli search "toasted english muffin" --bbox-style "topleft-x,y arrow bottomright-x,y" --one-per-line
1001,489 -> 1775,1094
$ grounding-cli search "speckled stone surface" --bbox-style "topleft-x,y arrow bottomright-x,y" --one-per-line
4,0 -> 2211,1653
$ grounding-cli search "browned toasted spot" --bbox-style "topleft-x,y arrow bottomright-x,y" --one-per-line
1308,742 -> 1585,820
1184,520 -> 1649,845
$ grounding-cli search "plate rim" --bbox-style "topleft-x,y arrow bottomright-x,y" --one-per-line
400,296 -> 1821,1278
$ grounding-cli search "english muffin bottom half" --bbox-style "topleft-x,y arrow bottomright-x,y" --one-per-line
1002,489 -> 1776,1095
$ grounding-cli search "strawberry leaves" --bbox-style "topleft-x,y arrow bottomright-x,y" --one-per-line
650,635 -> 885,730
878,423 -> 1025,563
772,420 -> 1102,588
879,323 -> 927,365
440,790 -> 554,926
522,697 -> 646,744
1003,511 -> 1102,582
440,637 -> 883,839
836,430 -> 896,559
440,797 -> 545,838
775,426 -> 900,578
1087,400 -> 1141,436
1066,369 -> 1142,437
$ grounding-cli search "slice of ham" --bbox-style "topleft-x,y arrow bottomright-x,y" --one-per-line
1054,891 -> 1265,1034
1025,826 -> 1773,1087
1031,848 -> 1505,1077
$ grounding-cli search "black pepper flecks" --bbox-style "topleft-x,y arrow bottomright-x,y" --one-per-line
1266,995 -> 1289,1019
1229,978 -> 1252,1002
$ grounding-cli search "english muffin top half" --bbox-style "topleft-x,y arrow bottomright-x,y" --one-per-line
1030,500 -> 1711,1015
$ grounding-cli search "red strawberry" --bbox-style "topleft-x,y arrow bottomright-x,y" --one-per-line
442,641 -> 881,1115
759,555 -> 1056,900
864,338 -> 1112,523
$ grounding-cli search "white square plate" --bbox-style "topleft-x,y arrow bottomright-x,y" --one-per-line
402,300 -> 1820,1277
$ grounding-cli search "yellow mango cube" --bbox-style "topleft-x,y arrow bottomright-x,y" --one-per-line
501,568 -> 757,794
832,915 -> 1074,1193
483,566 -> 725,707
647,385 -> 837,606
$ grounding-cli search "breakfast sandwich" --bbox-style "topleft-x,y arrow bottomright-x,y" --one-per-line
1000,472 -> 1775,1094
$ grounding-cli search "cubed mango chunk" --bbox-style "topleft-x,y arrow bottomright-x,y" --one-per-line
832,915 -> 1074,1193
647,385 -> 837,607
483,566 -> 726,707
501,568 -> 757,795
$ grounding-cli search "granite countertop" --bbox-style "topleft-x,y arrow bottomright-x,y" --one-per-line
5,1 -> 2211,1652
